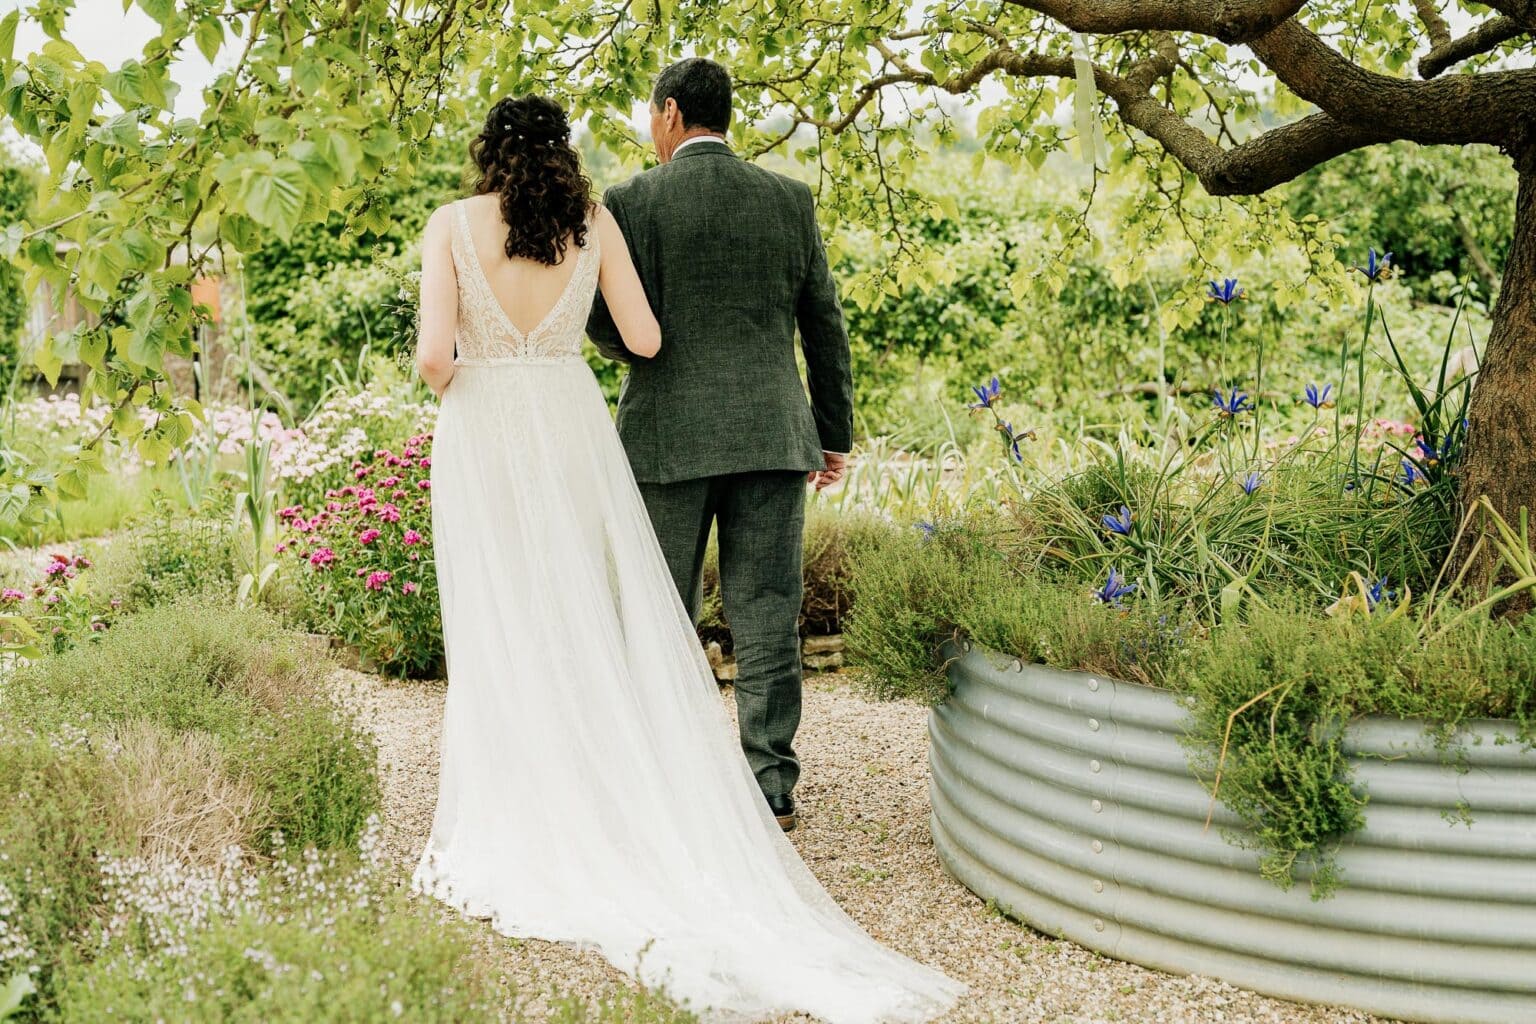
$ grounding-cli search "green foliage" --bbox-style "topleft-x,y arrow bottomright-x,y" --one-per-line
89,491 -> 241,613
50,863 -> 503,1023
1288,142 -> 1517,307
846,511 -> 1536,894
1178,601 -> 1536,895
0,161 -> 35,389
4,599 -> 380,852
0,735 -> 125,1010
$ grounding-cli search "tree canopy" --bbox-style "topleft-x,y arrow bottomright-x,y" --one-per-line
1,1 -> 1533,537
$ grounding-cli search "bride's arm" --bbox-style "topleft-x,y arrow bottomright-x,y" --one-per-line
415,205 -> 458,398
594,204 -> 661,359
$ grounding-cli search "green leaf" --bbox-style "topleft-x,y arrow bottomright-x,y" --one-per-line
33,335 -> 62,386
0,11 -> 19,63
193,17 -> 223,63
240,157 -> 307,237
293,54 -> 326,96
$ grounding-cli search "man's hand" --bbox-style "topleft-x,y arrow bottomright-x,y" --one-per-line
809,451 -> 848,491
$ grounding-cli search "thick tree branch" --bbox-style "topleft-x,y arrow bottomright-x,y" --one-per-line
1247,20 -> 1536,147
1419,15 -> 1532,78
1412,0 -> 1452,49
999,0 -> 1307,43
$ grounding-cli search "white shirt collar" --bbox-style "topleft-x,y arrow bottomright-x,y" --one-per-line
673,135 -> 729,155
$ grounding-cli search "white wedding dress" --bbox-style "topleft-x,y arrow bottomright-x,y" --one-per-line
410,198 -> 966,1023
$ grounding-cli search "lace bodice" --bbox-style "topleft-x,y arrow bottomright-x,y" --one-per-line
448,198 -> 600,364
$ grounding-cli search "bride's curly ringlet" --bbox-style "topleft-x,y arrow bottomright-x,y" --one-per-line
469,94 -> 592,267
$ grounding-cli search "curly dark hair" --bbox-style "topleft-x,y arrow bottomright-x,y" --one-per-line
468,95 -> 593,267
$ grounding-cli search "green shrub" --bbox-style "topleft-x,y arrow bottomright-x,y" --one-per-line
1177,601 -> 1536,895
50,825 -> 504,1023
845,514 -> 1194,705
87,492 -> 240,614
4,600 -> 379,853
846,512 -> 1536,895
0,734 -> 128,1012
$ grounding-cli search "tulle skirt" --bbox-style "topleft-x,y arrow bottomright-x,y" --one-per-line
410,356 -> 965,1023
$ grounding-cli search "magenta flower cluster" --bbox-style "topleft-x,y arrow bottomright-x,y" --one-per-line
278,432 -> 443,678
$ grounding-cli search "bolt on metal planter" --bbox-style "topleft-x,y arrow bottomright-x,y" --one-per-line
930,640 -> 1536,1024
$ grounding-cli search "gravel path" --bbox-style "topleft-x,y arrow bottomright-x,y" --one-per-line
330,666 -> 1391,1024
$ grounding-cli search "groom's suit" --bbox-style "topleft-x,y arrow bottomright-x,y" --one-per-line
586,138 -> 853,800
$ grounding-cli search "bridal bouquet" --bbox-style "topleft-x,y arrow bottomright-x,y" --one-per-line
278,432 -> 442,678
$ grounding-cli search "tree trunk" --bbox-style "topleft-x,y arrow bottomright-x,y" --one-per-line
1456,145 -> 1536,588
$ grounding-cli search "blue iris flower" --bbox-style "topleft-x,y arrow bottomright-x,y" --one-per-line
1101,505 -> 1133,537
1365,575 -> 1395,611
1241,471 -> 1262,495
1353,248 -> 1394,283
914,521 -> 936,542
1400,459 -> 1423,486
1095,567 -> 1137,609
1212,387 -> 1253,418
1207,278 -> 1243,305
969,377 -> 1001,409
1304,383 -> 1334,410
997,420 -> 1027,462
1414,435 -> 1440,467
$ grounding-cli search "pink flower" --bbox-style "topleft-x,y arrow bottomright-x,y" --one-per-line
90,620 -> 106,632
380,475 -> 401,488
355,568 -> 368,576
385,455 -> 402,467
309,548 -> 336,569
110,597 -> 122,608
402,529 -> 423,546
365,570 -> 393,591
44,560 -> 69,577
419,456 -> 432,468
354,466 -> 370,479
275,541 -> 289,554
402,581 -> 418,595
375,448 -> 390,458
44,593 -> 61,605
358,528 -> 382,545
0,588 -> 23,603
417,479 -> 431,490
326,501 -> 342,512
72,556 -> 91,569
278,505 -> 303,520
340,486 -> 357,498
375,503 -> 401,523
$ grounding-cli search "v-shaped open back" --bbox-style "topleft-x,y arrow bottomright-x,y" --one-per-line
449,198 -> 600,364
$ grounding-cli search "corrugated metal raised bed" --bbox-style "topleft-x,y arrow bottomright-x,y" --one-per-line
930,639 -> 1536,1024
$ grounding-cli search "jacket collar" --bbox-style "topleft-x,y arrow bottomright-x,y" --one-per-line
670,137 -> 735,163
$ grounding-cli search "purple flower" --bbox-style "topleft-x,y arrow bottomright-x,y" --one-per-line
1241,471 -> 1262,495
1101,505 -> 1133,537
1353,248 -> 1394,283
1414,435 -> 1440,467
1400,459 -> 1423,487
1094,567 -> 1137,609
1366,575 -> 1395,611
365,570 -> 393,592
914,521 -> 936,542
969,376 -> 1002,410
1304,383 -> 1334,410
1206,278 -> 1243,305
1212,387 -> 1252,418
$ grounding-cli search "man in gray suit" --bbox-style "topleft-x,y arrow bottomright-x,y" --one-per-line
586,57 -> 853,832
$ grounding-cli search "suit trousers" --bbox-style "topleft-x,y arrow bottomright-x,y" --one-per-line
636,470 -> 806,799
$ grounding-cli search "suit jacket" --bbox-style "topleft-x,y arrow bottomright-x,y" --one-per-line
585,141 -> 854,484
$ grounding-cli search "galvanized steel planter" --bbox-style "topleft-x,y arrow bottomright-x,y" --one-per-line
930,640 -> 1536,1024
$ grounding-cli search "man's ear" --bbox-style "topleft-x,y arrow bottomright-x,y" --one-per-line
664,97 -> 680,129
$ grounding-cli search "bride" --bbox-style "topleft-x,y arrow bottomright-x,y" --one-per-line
409,93 -> 965,1023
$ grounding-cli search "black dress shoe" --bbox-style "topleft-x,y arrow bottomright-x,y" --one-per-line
766,792 -> 797,832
